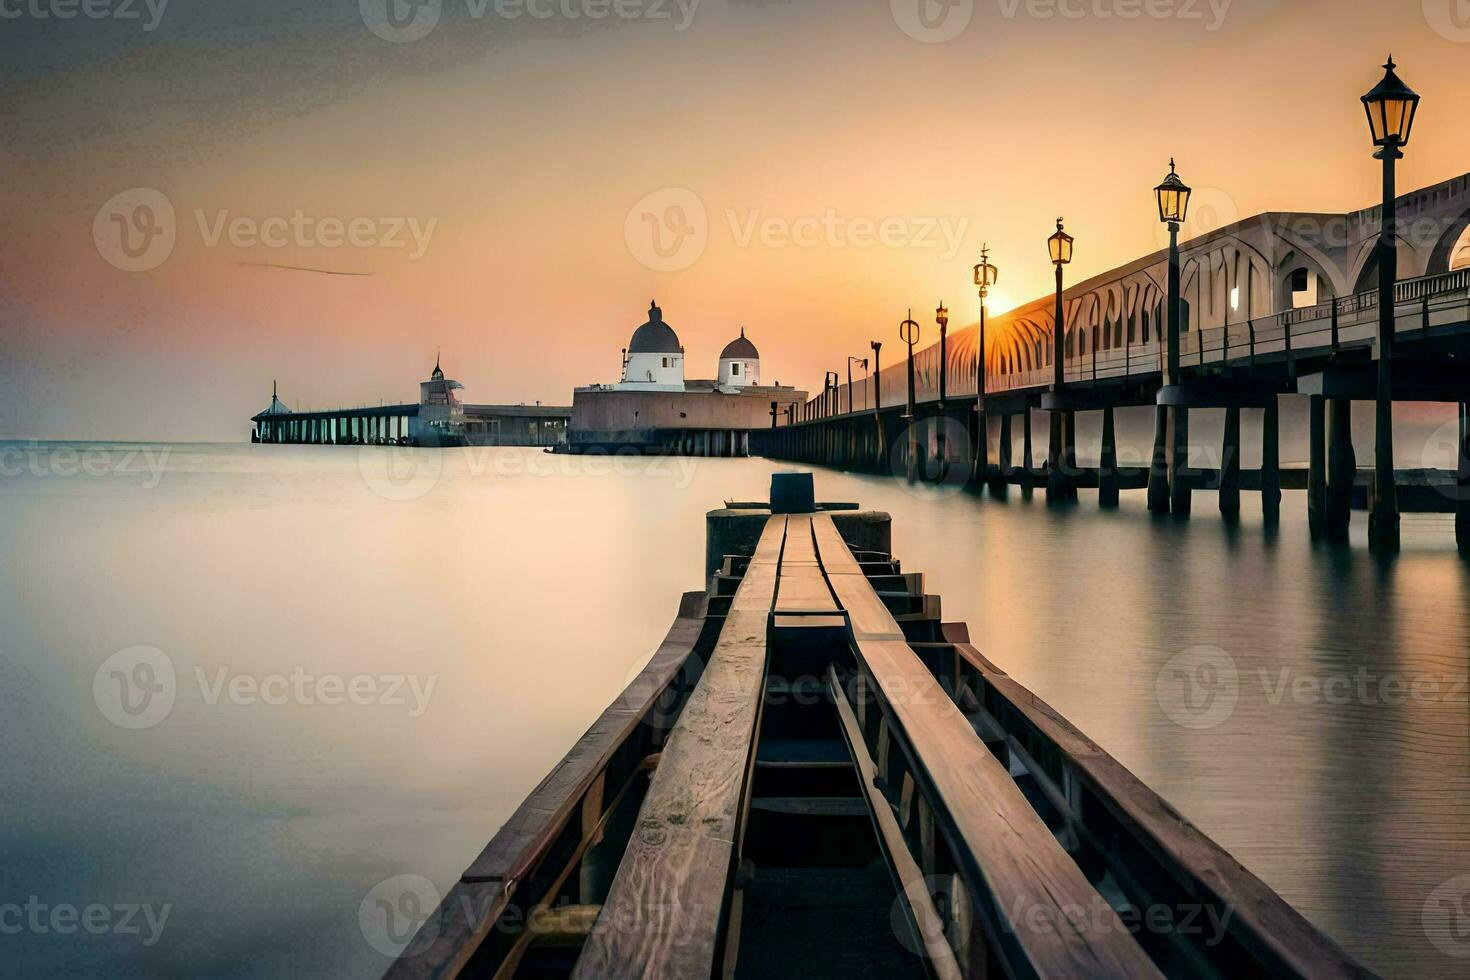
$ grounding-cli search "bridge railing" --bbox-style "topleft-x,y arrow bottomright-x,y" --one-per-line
984,266 -> 1470,395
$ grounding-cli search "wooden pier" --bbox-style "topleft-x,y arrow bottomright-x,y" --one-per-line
388,479 -> 1372,978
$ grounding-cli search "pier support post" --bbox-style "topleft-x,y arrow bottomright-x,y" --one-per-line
975,409 -> 989,484
1047,410 -> 1067,503
1099,407 -> 1119,508
1021,407 -> 1034,492
1458,402 -> 1468,558
1261,396 -> 1281,524
1168,406 -> 1191,517
1147,405 -> 1170,513
1220,406 -> 1241,516
1326,398 -> 1355,542
1308,395 -> 1327,538
997,413 -> 1013,480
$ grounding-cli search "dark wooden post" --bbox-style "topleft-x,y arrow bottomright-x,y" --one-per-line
1308,395 -> 1326,538
1099,406 -> 1119,508
1168,403 -> 1191,517
998,413 -> 1013,482
1147,405 -> 1170,513
1220,406 -> 1241,515
1326,398 -> 1356,542
1261,396 -> 1282,524
1021,406 -> 1035,492
1458,402 -> 1468,558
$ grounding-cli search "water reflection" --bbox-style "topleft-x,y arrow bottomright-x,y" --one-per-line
0,443 -> 1465,977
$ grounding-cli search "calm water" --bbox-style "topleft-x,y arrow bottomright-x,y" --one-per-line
1,441 -> 1467,977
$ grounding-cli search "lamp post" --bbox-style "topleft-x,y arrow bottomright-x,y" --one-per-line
900,313 -> 921,421
870,340 -> 884,464
936,303 -> 950,409
847,356 -> 869,415
1046,219 -> 1075,502
1363,55 -> 1418,552
974,245 -> 998,480
826,371 -> 841,417
1149,160 -> 1193,515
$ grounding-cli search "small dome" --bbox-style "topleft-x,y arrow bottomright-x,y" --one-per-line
628,301 -> 682,354
720,327 -> 759,360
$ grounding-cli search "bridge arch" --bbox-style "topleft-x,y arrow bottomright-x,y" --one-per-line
1425,207 -> 1470,276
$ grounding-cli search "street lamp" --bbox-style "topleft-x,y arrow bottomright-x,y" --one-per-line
936,303 -> 949,408
825,371 -> 841,417
1150,160 -> 1192,515
974,245 -> 998,478
847,356 -> 869,414
870,341 -> 883,416
1363,56 -> 1417,551
1047,219 -> 1075,502
900,312 -> 921,422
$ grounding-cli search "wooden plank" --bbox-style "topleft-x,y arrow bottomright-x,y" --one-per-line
572,517 -> 783,980
463,592 -> 708,885
828,665 -> 962,980
813,519 -> 1160,979
813,515 -> 903,640
947,640 -> 1369,979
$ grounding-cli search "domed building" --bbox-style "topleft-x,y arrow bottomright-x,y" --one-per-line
718,328 -> 760,389
571,300 -> 804,455
618,301 -> 685,391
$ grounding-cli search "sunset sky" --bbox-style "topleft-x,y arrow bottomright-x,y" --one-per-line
4,0 -> 1470,439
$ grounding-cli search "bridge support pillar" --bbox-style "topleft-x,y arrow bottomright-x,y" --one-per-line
1168,406 -> 1191,517
1261,396 -> 1281,524
1220,406 -> 1241,517
974,409 -> 989,484
1457,402 -> 1469,558
1326,398 -> 1356,542
1147,405 -> 1169,513
1047,410 -> 1076,503
1021,407 -> 1034,493
1308,396 -> 1326,538
1099,407 -> 1119,508
996,413 -> 1013,488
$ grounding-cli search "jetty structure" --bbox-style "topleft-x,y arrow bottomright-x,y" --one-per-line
386,474 -> 1370,979
756,167 -> 1470,556
250,357 -> 571,448
566,302 -> 807,456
